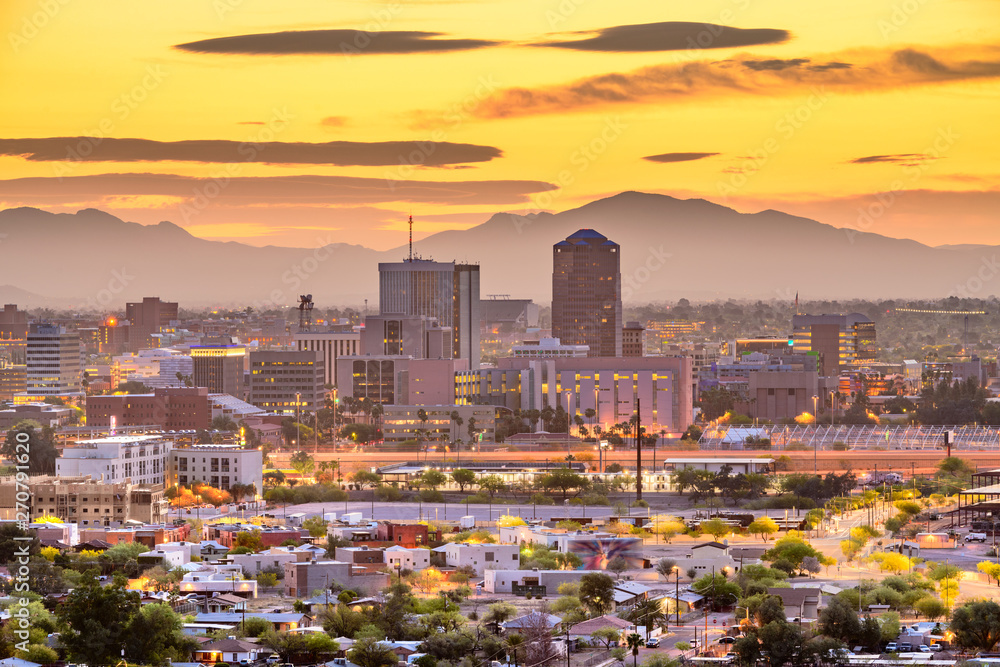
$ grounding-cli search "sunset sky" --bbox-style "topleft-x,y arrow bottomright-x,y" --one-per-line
1,0 -> 998,250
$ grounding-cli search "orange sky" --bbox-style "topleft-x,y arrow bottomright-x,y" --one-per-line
1,0 -> 998,249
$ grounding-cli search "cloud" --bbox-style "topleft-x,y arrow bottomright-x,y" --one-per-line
643,152 -> 719,163
0,172 -> 557,206
0,137 -> 501,167
175,30 -> 501,55
471,46 -> 1000,118
535,22 -> 789,52
851,153 -> 940,166
320,116 -> 349,128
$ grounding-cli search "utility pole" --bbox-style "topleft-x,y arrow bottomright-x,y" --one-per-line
635,398 -> 642,503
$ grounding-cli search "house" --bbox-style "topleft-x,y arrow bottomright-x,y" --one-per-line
768,587 -> 822,621
568,615 -> 633,641
283,560 -> 389,597
335,546 -> 386,566
384,545 -> 430,571
137,548 -> 189,568
231,546 -> 310,575
502,611 -> 562,634
652,591 -> 704,614
441,543 -> 520,575
483,569 -> 589,595
0,658 -> 41,667
613,581 -> 651,611
194,638 -> 266,664
194,612 -> 311,632
200,540 -> 228,557
203,593 -> 247,613
684,542 -> 740,575
179,566 -> 257,598
376,521 -> 432,548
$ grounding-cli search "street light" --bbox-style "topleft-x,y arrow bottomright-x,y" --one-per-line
295,391 -> 302,453
812,395 -> 818,474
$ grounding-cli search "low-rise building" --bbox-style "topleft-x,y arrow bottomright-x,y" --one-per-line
0,403 -> 72,429
441,542 -> 519,575
56,434 -> 171,487
483,569 -> 590,595
230,546 -> 311,575
376,521 -> 432,548
86,387 -> 212,430
0,475 -> 167,527
336,546 -> 386,566
204,523 -> 301,549
283,560 -> 389,597
169,444 -> 263,495
179,566 -> 257,598
384,545 -> 429,571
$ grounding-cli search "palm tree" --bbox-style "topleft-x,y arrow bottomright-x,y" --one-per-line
626,633 -> 643,667
505,633 -> 526,667
450,410 -> 464,452
627,599 -> 666,640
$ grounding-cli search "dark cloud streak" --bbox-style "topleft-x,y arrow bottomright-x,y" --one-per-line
643,152 -> 719,163
535,22 -> 789,52
175,30 -> 501,55
0,137 -> 502,167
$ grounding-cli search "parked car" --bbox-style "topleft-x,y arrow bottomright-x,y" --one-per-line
646,638 -> 660,649
898,643 -> 913,652
719,637 -> 737,645
885,643 -> 898,653
918,646 -> 931,653
928,645 -> 943,652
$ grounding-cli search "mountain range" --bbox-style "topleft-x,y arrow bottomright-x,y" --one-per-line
1,191 -> 995,309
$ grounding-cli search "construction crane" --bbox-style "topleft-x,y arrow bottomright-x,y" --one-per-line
892,307 -> 987,354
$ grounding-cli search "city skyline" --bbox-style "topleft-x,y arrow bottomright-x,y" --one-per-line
1,1 -> 998,250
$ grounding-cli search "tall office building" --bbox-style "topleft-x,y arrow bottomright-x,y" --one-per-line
125,297 -> 178,351
248,350 -> 324,415
26,324 -> 83,396
552,229 -> 622,358
378,259 -> 481,368
191,336 -> 246,397
0,304 -> 28,364
791,313 -> 877,376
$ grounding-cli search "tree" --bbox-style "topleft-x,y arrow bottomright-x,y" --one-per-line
352,470 -> 381,489
301,515 -> 328,538
58,572 -> 141,666
748,516 -> 779,541
348,636 -> 398,667
951,600 -> 1000,652
290,450 -> 316,476
656,558 -> 678,581
124,602 -> 197,664
413,568 -> 444,593
591,627 -> 621,649
608,556 -> 629,579
478,474 -> 507,499
627,599 -> 667,640
420,469 -> 448,491
234,529 -> 264,552
623,632 -> 642,667
914,596 -> 947,621
452,469 -> 476,492
818,596 -> 862,644
580,572 -> 615,616
3,422 -> 57,474
539,467 -> 589,500
700,518 -> 731,540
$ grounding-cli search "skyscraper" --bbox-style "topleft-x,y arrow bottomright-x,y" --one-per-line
191,336 -> 245,396
125,296 -> 178,352
552,229 -> 622,358
378,259 -> 481,368
791,313 -> 877,376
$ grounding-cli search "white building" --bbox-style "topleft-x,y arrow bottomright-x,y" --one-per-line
179,565 -> 258,598
294,329 -> 361,387
231,547 -> 308,575
56,434 -> 171,486
484,568 -> 589,594
384,545 -> 429,571
168,444 -> 264,494
209,393 -> 265,421
115,348 -> 193,388
441,542 -> 520,575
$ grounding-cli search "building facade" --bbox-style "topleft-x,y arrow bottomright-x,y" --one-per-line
622,322 -> 646,357
56,434 -> 171,486
294,329 -> 360,387
169,444 -> 264,494
378,259 -> 481,369
26,323 -> 83,396
86,386 -> 213,430
247,349 -> 324,414
125,297 -> 179,352
791,313 -> 876,377
380,404 -> 495,444
0,475 -> 167,527
552,229 -> 622,358
191,337 -> 246,396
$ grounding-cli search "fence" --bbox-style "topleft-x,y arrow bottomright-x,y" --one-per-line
699,425 -> 1000,451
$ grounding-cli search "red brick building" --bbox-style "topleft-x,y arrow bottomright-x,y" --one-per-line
376,521 -> 434,548
87,387 -> 212,430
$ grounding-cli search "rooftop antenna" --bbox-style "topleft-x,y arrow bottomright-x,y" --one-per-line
408,214 -> 414,261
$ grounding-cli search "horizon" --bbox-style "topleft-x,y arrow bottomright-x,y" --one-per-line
2,1 -> 998,250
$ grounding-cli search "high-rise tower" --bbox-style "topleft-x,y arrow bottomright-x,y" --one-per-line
552,229 -> 622,358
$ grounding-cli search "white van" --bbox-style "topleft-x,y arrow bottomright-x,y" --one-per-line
966,532 -> 988,542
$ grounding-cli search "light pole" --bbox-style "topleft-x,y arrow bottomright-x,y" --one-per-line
812,395 -> 818,474
295,391 -> 302,452
564,390 -> 573,460
674,566 -> 681,626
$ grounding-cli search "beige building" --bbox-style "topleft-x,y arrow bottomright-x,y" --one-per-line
0,475 -> 167,527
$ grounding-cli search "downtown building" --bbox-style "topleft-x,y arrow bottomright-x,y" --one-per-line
247,349 -> 324,415
191,336 -> 246,397
125,296 -> 179,352
86,386 -> 213,430
56,434 -> 172,486
378,258 -> 481,369
24,323 -> 83,398
168,444 -> 263,495
294,327 -> 360,387
791,313 -> 876,376
552,229 -> 622,358
455,355 -> 694,434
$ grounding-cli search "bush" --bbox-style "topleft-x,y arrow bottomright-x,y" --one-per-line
464,493 -> 490,504
744,495 -> 816,510
420,489 -> 444,503
529,494 -> 555,505
581,493 -> 609,505
631,499 -> 649,508
832,441 -> 849,451
374,484 -> 402,501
